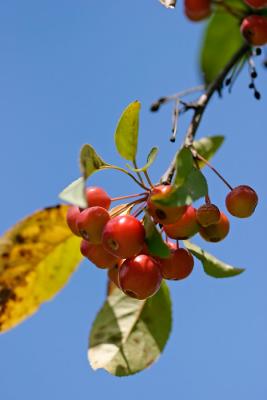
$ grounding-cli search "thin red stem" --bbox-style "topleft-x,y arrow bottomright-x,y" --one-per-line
111,192 -> 148,202
196,154 -> 233,191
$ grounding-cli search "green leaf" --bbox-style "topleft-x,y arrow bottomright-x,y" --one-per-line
88,282 -> 172,376
59,177 -> 87,208
184,241 -> 245,278
155,168 -> 208,207
80,144 -> 110,179
127,147 -> 159,172
200,11 -> 244,84
143,213 -> 171,258
114,101 -> 141,161
174,147 -> 194,187
193,135 -> 225,168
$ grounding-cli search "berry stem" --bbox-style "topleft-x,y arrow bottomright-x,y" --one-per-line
196,153 -> 233,191
205,195 -> 211,205
111,192 -> 148,202
132,202 -> 146,218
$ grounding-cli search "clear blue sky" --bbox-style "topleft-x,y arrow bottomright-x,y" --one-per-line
0,1 -> 266,399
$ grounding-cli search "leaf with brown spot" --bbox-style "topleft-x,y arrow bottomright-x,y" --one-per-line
0,205 -> 82,333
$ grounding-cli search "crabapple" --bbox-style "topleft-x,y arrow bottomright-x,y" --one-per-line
80,240 -> 118,269
196,203 -> 221,227
66,206 -> 81,236
244,0 -> 267,9
225,185 -> 258,218
158,244 -> 194,280
86,186 -> 111,209
147,184 -> 186,225
184,0 -> 211,21
119,255 -> 162,300
240,15 -> 267,46
102,215 -> 145,259
77,206 -> 110,243
163,205 -> 199,239
199,211 -> 230,242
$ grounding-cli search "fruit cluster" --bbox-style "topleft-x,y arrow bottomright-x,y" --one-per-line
66,182 -> 258,301
184,0 -> 267,46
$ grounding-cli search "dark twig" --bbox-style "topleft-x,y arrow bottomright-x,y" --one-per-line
161,43 -> 250,184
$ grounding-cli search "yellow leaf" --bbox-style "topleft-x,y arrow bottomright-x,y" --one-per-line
0,204 -> 82,333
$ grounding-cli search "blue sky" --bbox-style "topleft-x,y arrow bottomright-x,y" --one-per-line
0,1 -> 266,399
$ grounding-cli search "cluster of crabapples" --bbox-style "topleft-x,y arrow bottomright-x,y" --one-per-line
184,0 -> 267,46
66,183 -> 258,301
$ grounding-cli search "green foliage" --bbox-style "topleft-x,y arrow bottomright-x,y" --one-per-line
127,147 -> 158,172
174,147 -> 194,187
155,147 -> 208,207
143,213 -> 171,258
89,282 -> 172,376
184,241 -> 245,278
193,135 -> 225,168
114,101 -> 141,162
80,144 -> 110,179
200,10 -> 244,84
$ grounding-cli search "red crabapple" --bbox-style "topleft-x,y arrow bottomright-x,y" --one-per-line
77,206 -> 110,243
80,240 -> 119,269
119,255 -> 162,300
102,215 -> 145,259
241,15 -> 267,46
158,244 -> 194,280
163,205 -> 199,239
244,0 -> 267,9
184,0 -> 211,21
225,185 -> 258,218
66,206 -> 81,236
147,184 -> 186,225
86,186 -> 111,210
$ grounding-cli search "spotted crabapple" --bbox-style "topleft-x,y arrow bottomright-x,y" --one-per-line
147,184 -> 186,225
119,254 -> 162,300
199,211 -> 230,242
240,15 -> 267,46
77,206 -> 110,243
102,215 -> 145,259
196,203 -> 221,227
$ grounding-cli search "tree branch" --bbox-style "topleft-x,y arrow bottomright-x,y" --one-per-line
161,43 -> 251,183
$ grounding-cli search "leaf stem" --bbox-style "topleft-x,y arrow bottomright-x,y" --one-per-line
143,170 -> 154,189
133,159 -> 146,187
101,165 -> 150,191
